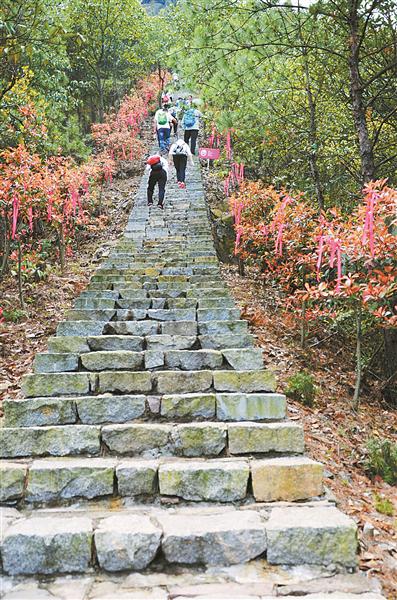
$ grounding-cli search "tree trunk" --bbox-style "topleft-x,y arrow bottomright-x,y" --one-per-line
97,74 -> 105,122
303,53 -> 324,211
1,216 -> 10,278
347,1 -> 376,183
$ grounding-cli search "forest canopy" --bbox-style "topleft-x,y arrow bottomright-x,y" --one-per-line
171,0 -> 397,209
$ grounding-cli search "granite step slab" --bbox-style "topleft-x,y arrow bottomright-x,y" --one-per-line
3,391 -> 287,427
2,456 -> 322,505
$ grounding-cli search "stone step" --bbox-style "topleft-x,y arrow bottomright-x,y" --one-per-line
0,580 -> 383,600
73,297 -> 235,310
0,503 -> 357,576
33,347 -> 264,373
3,391 -> 286,427
21,369 -> 276,397
0,421 -> 304,459
0,456 -> 323,505
0,155 -> 367,588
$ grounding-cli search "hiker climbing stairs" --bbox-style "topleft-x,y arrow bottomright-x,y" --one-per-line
0,159 -> 384,599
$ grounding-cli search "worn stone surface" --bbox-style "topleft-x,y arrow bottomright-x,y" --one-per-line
266,506 -> 358,567
251,456 -> 323,501
198,297 -> 235,308
277,572 -> 382,596
66,309 -> 116,322
165,350 -> 223,370
87,335 -> 144,352
82,351 -> 144,371
22,373 -> 91,398
155,371 -> 212,394
95,515 -> 162,572
0,462 -> 27,502
228,422 -> 304,455
161,393 -> 216,419
161,510 -> 266,566
102,424 -> 171,456
198,320 -> 248,335
158,460 -> 249,501
56,321 -> 106,337
74,298 -> 116,309
47,336 -> 90,354
116,460 -> 158,496
213,370 -> 276,393
197,308 -> 240,322
172,423 -> 226,457
34,353 -> 79,373
161,321 -> 198,336
222,348 -> 264,371
147,309 -> 196,322
2,516 -> 93,575
107,321 -> 159,336
3,397 -> 77,427
146,335 -> 197,351
199,333 -> 255,349
216,393 -> 286,421
0,425 -> 100,458
98,371 -> 151,393
145,350 -> 165,369
76,395 -> 145,424
26,458 -> 115,502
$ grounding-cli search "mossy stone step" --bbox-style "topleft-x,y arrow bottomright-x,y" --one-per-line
0,456 -> 319,504
0,421 -> 302,459
3,391 -> 286,427
0,504 -> 357,575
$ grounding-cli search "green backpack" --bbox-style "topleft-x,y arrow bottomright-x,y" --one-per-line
157,110 -> 168,126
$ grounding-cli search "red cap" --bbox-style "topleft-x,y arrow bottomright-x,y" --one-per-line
147,155 -> 161,166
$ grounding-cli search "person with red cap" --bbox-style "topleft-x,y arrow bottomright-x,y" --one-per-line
146,155 -> 169,209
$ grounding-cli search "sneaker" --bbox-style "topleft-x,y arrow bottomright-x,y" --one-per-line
148,201 -> 153,206
177,181 -> 182,188
158,202 -> 164,209
180,182 -> 186,189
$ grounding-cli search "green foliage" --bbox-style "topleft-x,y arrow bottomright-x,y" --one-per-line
0,0 -> 159,156
285,371 -> 317,407
2,308 -> 27,323
373,494 -> 394,517
172,0 -> 397,207
365,438 -> 397,486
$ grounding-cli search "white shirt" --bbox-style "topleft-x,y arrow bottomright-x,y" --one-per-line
169,141 -> 194,164
154,109 -> 173,130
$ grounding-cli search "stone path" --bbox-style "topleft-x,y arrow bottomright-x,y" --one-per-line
0,158 -> 384,598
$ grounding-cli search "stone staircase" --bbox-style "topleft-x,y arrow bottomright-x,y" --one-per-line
0,159 -> 384,599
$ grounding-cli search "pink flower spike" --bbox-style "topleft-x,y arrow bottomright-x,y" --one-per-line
28,206 -> 33,232
316,236 -> 324,281
336,246 -> 342,292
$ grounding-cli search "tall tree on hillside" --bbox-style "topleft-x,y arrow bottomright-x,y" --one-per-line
66,0 -> 149,123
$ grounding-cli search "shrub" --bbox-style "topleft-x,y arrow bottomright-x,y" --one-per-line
365,438 -> 397,485
373,494 -> 394,516
285,370 -> 316,407
2,308 -> 28,323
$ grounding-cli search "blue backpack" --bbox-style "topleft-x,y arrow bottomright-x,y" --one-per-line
184,109 -> 196,128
